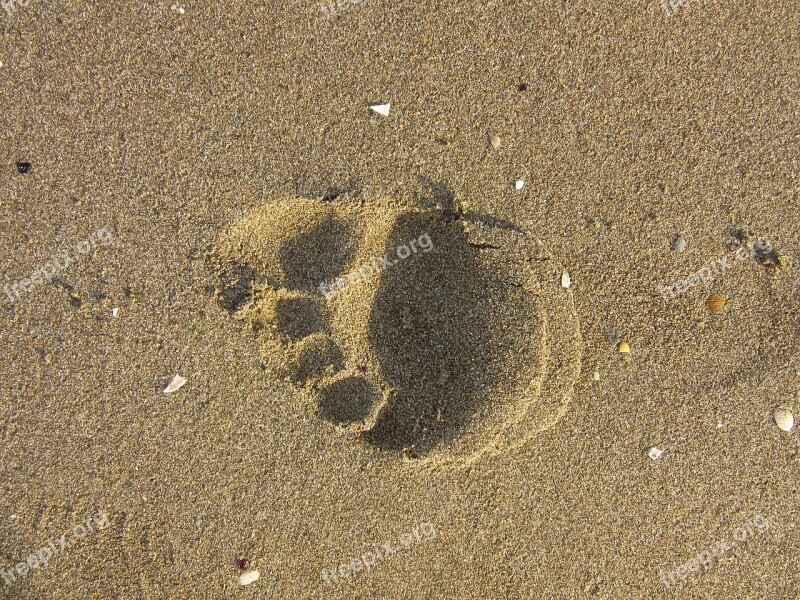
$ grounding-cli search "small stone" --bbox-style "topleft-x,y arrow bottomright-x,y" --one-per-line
672,235 -> 687,252
369,103 -> 390,116
648,447 -> 663,460
236,557 -> 251,570
489,134 -> 501,149
515,179 -> 525,190
561,271 -> 571,288
16,162 -> 31,174
774,407 -> 794,432
238,570 -> 260,586
618,341 -> 631,353
518,82 -> 529,92
402,446 -> 419,459
592,371 -> 600,381
163,375 -> 187,394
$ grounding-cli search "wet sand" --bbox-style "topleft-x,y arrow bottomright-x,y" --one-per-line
1,1 -> 799,598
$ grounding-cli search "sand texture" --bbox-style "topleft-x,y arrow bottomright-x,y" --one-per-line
1,0 -> 799,598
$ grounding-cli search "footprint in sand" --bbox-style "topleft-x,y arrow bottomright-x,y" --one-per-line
207,193 -> 582,465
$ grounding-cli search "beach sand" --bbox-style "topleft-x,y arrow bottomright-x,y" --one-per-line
1,0 -> 798,597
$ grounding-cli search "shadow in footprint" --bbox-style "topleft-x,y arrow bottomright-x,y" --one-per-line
417,176 -> 522,233
217,263 -> 260,313
362,211 -> 533,453
288,336 -> 344,384
275,297 -> 327,339
318,377 -> 380,425
279,216 -> 356,291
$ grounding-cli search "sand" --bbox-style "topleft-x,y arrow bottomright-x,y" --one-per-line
1,0 -> 799,598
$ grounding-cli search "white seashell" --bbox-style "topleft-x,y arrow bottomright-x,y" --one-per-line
648,447 -> 663,460
112,307 -> 119,317
773,407 -> 794,432
672,235 -> 687,252
515,179 -> 525,190
163,375 -> 187,394
369,103 -> 390,116
238,570 -> 260,586
561,271 -> 571,288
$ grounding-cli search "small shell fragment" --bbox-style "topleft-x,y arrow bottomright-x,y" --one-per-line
618,341 -> 631,354
773,407 -> 794,432
369,103 -> 390,116
489,134 -> 501,149
238,570 -> 260,586
672,235 -> 687,252
163,375 -> 187,394
706,295 -> 727,313
648,447 -> 663,460
111,307 -> 119,317
515,179 -> 525,190
592,371 -> 600,381
561,271 -> 571,288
